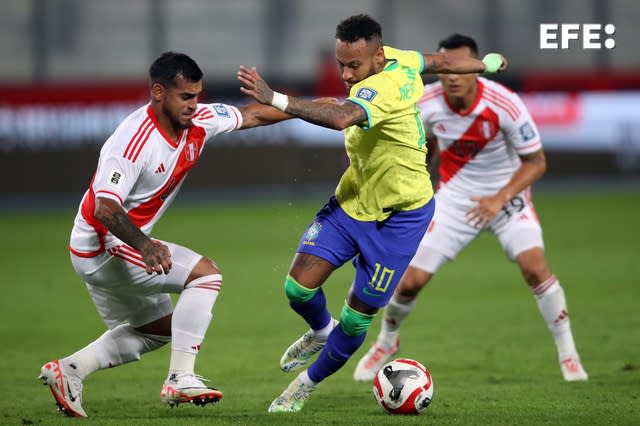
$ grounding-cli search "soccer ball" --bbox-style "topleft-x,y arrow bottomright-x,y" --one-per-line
372,358 -> 434,415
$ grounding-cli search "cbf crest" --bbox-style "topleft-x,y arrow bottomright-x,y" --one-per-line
303,221 -> 322,246
355,87 -> 377,102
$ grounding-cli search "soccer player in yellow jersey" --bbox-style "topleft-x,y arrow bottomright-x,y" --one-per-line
237,14 -> 507,412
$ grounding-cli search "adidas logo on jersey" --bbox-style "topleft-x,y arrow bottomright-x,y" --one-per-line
155,163 -> 166,174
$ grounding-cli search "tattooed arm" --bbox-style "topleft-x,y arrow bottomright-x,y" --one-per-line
237,65 -> 366,130
94,197 -> 172,275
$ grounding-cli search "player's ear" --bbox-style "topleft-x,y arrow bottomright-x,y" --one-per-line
375,45 -> 385,66
151,83 -> 165,102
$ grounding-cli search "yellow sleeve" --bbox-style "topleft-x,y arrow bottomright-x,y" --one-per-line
383,45 -> 424,73
347,74 -> 391,130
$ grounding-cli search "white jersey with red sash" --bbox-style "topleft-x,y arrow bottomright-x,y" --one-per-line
418,77 -> 541,197
70,103 -> 242,256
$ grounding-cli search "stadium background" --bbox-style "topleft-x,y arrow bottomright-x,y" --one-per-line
0,1 -> 638,424
1,0 -> 640,200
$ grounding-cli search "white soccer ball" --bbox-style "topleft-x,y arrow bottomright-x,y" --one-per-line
372,358 -> 434,415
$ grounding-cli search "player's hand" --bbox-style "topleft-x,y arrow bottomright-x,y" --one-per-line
140,240 -> 172,275
497,54 -> 508,72
237,65 -> 273,105
466,195 -> 504,229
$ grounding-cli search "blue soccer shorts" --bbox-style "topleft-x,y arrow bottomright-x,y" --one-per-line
296,196 -> 436,308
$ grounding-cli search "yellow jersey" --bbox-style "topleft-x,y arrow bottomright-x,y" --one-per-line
335,46 -> 433,221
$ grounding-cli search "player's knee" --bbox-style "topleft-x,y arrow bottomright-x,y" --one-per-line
339,303 -> 375,336
198,256 -> 221,275
186,257 -> 222,288
397,268 -> 431,298
514,246 -> 546,286
517,253 -> 550,287
522,266 -> 552,287
284,274 -> 317,303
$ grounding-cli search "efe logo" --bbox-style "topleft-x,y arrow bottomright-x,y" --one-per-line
540,24 -> 615,49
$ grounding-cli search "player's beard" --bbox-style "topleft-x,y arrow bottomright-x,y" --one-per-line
164,104 -> 192,130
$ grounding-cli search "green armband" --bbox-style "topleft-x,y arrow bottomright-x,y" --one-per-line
482,53 -> 503,73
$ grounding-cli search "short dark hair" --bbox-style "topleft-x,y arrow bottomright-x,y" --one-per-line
149,52 -> 203,88
438,34 -> 479,57
335,14 -> 382,45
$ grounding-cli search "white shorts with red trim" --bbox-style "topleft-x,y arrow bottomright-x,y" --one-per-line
70,240 -> 202,329
409,186 -> 544,274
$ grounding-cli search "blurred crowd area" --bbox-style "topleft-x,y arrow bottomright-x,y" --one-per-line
2,0 -> 638,86
0,0 -> 639,197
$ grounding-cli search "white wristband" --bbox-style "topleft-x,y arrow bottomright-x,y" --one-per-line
271,91 -> 289,112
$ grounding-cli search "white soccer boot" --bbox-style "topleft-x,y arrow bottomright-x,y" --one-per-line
268,376 -> 316,413
560,354 -> 588,381
353,337 -> 400,381
39,360 -> 87,417
161,373 -> 223,407
280,318 -> 338,372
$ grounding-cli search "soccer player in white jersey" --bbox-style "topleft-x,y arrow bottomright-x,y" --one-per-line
354,34 -> 588,382
38,52 -> 292,417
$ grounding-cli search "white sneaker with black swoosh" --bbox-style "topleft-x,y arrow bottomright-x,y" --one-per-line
39,360 -> 87,417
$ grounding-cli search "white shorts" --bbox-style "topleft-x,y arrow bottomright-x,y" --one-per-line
70,240 -> 202,329
410,186 -> 544,274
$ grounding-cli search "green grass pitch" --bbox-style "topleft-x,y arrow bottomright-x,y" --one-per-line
0,188 -> 638,425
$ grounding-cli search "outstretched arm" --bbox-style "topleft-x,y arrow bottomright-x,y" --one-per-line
237,103 -> 292,129
237,65 -> 366,130
422,52 -> 507,74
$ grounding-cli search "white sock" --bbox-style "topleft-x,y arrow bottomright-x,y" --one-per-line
298,369 -> 318,387
62,324 -> 170,380
314,318 -> 335,339
168,351 -> 196,378
532,276 -> 578,359
378,296 -> 416,348
170,275 -> 221,376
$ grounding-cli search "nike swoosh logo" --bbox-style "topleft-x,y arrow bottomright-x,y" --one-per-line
66,382 -> 77,402
362,287 -> 382,297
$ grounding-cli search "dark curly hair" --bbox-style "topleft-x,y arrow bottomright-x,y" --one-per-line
335,14 -> 382,45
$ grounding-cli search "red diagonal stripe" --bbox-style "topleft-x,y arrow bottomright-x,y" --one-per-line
439,107 -> 499,183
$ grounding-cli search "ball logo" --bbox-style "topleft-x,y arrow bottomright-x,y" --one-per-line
382,365 -> 419,401
540,24 -> 615,49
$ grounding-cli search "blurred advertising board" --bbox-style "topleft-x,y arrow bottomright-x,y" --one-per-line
1,84 -> 639,161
